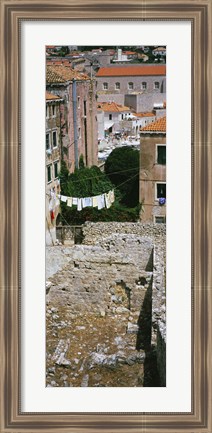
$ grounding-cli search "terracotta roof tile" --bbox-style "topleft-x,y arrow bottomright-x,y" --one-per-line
46,65 -> 89,84
46,66 -> 65,83
135,112 -> 155,118
140,116 -> 166,132
46,91 -> 62,101
96,65 -> 166,77
97,102 -> 131,112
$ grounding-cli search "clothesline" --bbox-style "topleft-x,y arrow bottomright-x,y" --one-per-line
59,166 -> 138,184
47,172 -> 138,213
59,189 -> 115,211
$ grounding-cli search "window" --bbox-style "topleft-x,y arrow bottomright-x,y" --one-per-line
52,131 -> 57,148
109,114 -> 112,120
84,100 -> 87,116
46,105 -> 49,118
78,127 -> 81,139
47,165 -> 52,183
46,133 -> 50,150
155,216 -> 166,224
128,82 -> 134,90
142,82 -> 147,89
54,161 -> 59,179
156,183 -> 166,199
115,82 -> 120,90
52,105 -> 56,117
103,82 -> 108,90
157,145 -> 166,165
154,81 -> 160,89
77,97 -> 80,109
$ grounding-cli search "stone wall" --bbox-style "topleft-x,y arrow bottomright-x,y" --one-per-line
46,222 -> 166,386
82,222 -> 166,245
152,241 -> 166,386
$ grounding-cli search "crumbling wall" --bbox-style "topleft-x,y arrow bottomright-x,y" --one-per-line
82,222 -> 166,244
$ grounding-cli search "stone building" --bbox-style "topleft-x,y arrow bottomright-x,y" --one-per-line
139,116 -> 166,223
46,64 -> 98,172
125,93 -> 166,114
97,101 -> 133,138
46,91 -> 63,245
96,64 -> 166,110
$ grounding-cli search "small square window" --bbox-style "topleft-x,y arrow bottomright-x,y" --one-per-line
109,114 -> 112,120
154,81 -> 160,89
128,82 -> 134,90
155,216 -> 166,224
103,82 -> 108,90
142,82 -> 147,89
115,82 -> 120,90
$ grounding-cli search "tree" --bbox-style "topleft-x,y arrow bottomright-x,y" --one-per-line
104,146 -> 140,207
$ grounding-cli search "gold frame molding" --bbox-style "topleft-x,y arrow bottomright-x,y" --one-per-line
0,1 -> 211,432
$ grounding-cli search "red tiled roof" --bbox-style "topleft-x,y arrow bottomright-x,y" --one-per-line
140,116 -> 166,132
46,91 -> 62,101
96,65 -> 166,77
97,101 -> 131,112
135,112 -> 155,118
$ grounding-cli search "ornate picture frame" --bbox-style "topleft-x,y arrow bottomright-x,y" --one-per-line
0,1 -> 211,432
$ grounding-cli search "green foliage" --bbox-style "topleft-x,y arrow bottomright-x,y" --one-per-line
60,201 -> 140,225
59,159 -> 69,190
58,46 -> 70,57
60,165 -> 113,198
79,154 -> 85,169
104,146 -> 140,207
58,163 -> 141,224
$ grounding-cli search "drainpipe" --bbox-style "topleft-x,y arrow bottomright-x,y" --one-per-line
72,79 -> 79,169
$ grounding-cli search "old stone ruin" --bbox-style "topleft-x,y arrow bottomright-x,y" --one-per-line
46,222 -> 166,387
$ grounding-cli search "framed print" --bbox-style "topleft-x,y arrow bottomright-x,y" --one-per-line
0,0 -> 211,432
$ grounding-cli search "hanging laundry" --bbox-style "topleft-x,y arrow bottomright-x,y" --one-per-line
60,195 -> 67,202
77,198 -> 82,211
82,197 -> 92,208
50,210 -> 55,221
104,192 -> 112,209
49,198 -> 54,211
92,196 -> 98,207
67,197 -> 73,207
109,189 -> 115,203
72,197 -> 78,205
97,194 -> 105,210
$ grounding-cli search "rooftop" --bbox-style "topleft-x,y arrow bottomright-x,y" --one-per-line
97,101 -> 131,112
96,65 -> 166,77
135,112 -> 155,118
46,91 -> 62,101
46,65 -> 89,84
140,116 -> 166,132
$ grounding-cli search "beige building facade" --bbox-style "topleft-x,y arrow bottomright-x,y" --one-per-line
139,116 -> 166,223
46,92 -> 63,245
46,65 -> 98,172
